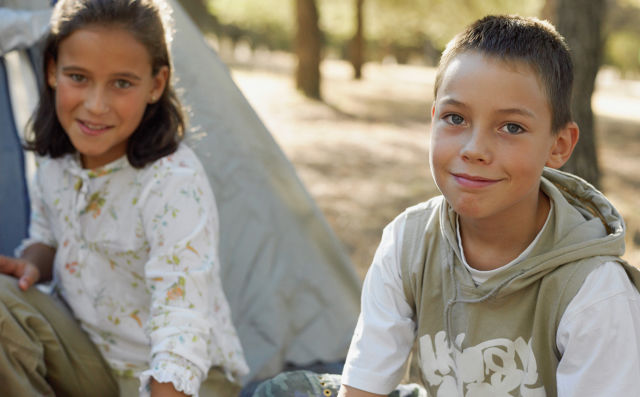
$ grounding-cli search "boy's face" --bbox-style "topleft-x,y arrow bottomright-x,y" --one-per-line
430,51 -> 564,222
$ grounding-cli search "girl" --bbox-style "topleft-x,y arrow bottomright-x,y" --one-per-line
0,1 -> 248,396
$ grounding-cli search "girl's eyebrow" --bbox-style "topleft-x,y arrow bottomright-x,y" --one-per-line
60,66 -> 142,81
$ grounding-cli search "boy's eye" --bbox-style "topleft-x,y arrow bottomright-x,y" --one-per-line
114,79 -> 132,89
444,114 -> 465,126
500,123 -> 525,134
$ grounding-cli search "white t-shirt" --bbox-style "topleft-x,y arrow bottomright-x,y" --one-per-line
342,210 -> 640,396
19,144 -> 248,396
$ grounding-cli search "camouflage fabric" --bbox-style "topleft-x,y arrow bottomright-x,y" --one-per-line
252,370 -> 426,397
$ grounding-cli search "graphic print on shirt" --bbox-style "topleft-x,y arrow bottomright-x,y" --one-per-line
419,331 -> 545,397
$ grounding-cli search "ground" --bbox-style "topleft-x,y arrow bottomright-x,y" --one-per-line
227,52 -> 640,278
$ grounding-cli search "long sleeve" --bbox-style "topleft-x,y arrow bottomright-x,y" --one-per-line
15,160 -> 57,257
556,261 -> 640,397
137,161 -> 245,396
341,214 -> 416,394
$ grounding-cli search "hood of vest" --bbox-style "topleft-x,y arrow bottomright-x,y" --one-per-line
439,167 -> 626,301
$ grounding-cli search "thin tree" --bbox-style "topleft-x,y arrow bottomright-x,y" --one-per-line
295,0 -> 323,99
554,0 -> 605,188
350,0 -> 365,79
177,0 -> 219,35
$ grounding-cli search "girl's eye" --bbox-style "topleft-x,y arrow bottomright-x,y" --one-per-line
114,79 -> 132,89
444,114 -> 465,126
501,123 -> 525,134
69,74 -> 86,83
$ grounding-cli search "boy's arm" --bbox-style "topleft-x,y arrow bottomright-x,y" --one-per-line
338,385 -> 385,397
341,215 -> 415,394
556,261 -> 640,396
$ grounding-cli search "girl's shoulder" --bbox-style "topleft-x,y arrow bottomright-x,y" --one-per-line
34,153 -> 77,179
140,143 -> 207,182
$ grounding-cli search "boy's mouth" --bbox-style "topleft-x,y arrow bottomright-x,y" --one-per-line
452,173 -> 500,188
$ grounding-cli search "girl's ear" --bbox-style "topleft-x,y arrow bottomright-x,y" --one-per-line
546,121 -> 579,169
149,66 -> 169,103
47,58 -> 58,89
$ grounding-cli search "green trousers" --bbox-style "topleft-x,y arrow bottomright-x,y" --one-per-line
0,274 -> 241,396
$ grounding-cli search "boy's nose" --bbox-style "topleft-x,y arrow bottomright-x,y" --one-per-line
461,128 -> 492,164
84,86 -> 109,114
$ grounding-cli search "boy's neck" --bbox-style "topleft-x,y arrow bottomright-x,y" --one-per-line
458,190 -> 550,271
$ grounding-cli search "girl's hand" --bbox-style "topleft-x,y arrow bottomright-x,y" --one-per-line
150,379 -> 189,397
0,255 -> 41,290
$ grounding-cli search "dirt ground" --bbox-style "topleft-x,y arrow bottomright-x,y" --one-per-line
227,52 -> 640,278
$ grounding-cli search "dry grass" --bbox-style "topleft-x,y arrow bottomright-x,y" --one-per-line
228,53 -> 640,277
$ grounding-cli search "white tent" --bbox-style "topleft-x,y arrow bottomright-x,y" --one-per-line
0,0 -> 361,384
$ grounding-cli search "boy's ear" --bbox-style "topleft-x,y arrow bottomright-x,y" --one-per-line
546,121 -> 579,169
149,66 -> 169,104
47,58 -> 57,89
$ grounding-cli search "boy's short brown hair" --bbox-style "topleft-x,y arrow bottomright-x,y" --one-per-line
434,15 -> 573,133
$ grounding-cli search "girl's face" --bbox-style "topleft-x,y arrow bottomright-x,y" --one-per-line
48,25 -> 168,169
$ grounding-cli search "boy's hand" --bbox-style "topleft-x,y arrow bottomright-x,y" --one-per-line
0,255 -> 41,290
338,385 -> 385,397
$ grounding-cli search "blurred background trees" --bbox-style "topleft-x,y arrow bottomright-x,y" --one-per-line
179,0 -> 640,187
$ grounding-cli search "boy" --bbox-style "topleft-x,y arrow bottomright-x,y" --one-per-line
251,14 -> 640,397
339,15 -> 640,397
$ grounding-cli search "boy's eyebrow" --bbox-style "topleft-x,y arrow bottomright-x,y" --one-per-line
61,66 -> 142,81
495,107 -> 536,118
439,98 -> 467,108
439,98 -> 536,118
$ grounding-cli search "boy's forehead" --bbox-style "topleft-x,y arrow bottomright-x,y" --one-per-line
436,51 -> 552,118
439,51 -> 549,101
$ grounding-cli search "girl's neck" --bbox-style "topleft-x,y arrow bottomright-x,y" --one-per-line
459,189 -> 550,271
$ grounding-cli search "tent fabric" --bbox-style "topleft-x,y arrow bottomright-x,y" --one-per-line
0,1 -> 361,384
0,54 -> 30,256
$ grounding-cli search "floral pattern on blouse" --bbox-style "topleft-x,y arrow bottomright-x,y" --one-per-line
18,144 -> 248,396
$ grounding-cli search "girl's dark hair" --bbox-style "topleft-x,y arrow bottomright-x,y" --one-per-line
434,15 -> 574,134
26,0 -> 185,168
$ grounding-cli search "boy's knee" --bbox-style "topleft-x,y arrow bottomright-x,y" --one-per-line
253,370 -> 341,397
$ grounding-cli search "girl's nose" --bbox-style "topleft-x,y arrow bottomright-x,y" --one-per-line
84,86 -> 109,114
461,128 -> 492,164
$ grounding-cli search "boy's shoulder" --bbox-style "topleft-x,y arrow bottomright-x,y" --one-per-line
402,195 -> 445,220
396,195 -> 447,237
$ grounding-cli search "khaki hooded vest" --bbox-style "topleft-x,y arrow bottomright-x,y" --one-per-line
400,168 -> 640,396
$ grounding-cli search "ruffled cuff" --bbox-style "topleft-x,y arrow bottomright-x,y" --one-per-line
138,352 -> 204,397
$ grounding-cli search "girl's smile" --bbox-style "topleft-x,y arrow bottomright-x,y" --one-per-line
48,25 -> 167,169
77,119 -> 113,136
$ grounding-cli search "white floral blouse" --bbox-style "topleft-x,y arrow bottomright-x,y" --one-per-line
18,144 -> 248,396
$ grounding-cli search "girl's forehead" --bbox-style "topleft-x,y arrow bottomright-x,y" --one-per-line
57,25 -> 154,72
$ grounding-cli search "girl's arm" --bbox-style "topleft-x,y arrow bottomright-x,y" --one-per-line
0,242 -> 55,290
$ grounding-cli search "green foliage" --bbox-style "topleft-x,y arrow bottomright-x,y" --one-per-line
605,31 -> 640,76
207,0 -> 294,49
205,0 -> 640,73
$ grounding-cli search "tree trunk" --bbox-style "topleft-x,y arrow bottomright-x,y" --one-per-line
177,0 -> 219,34
555,0 -> 605,188
295,0 -> 322,99
350,0 -> 365,79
